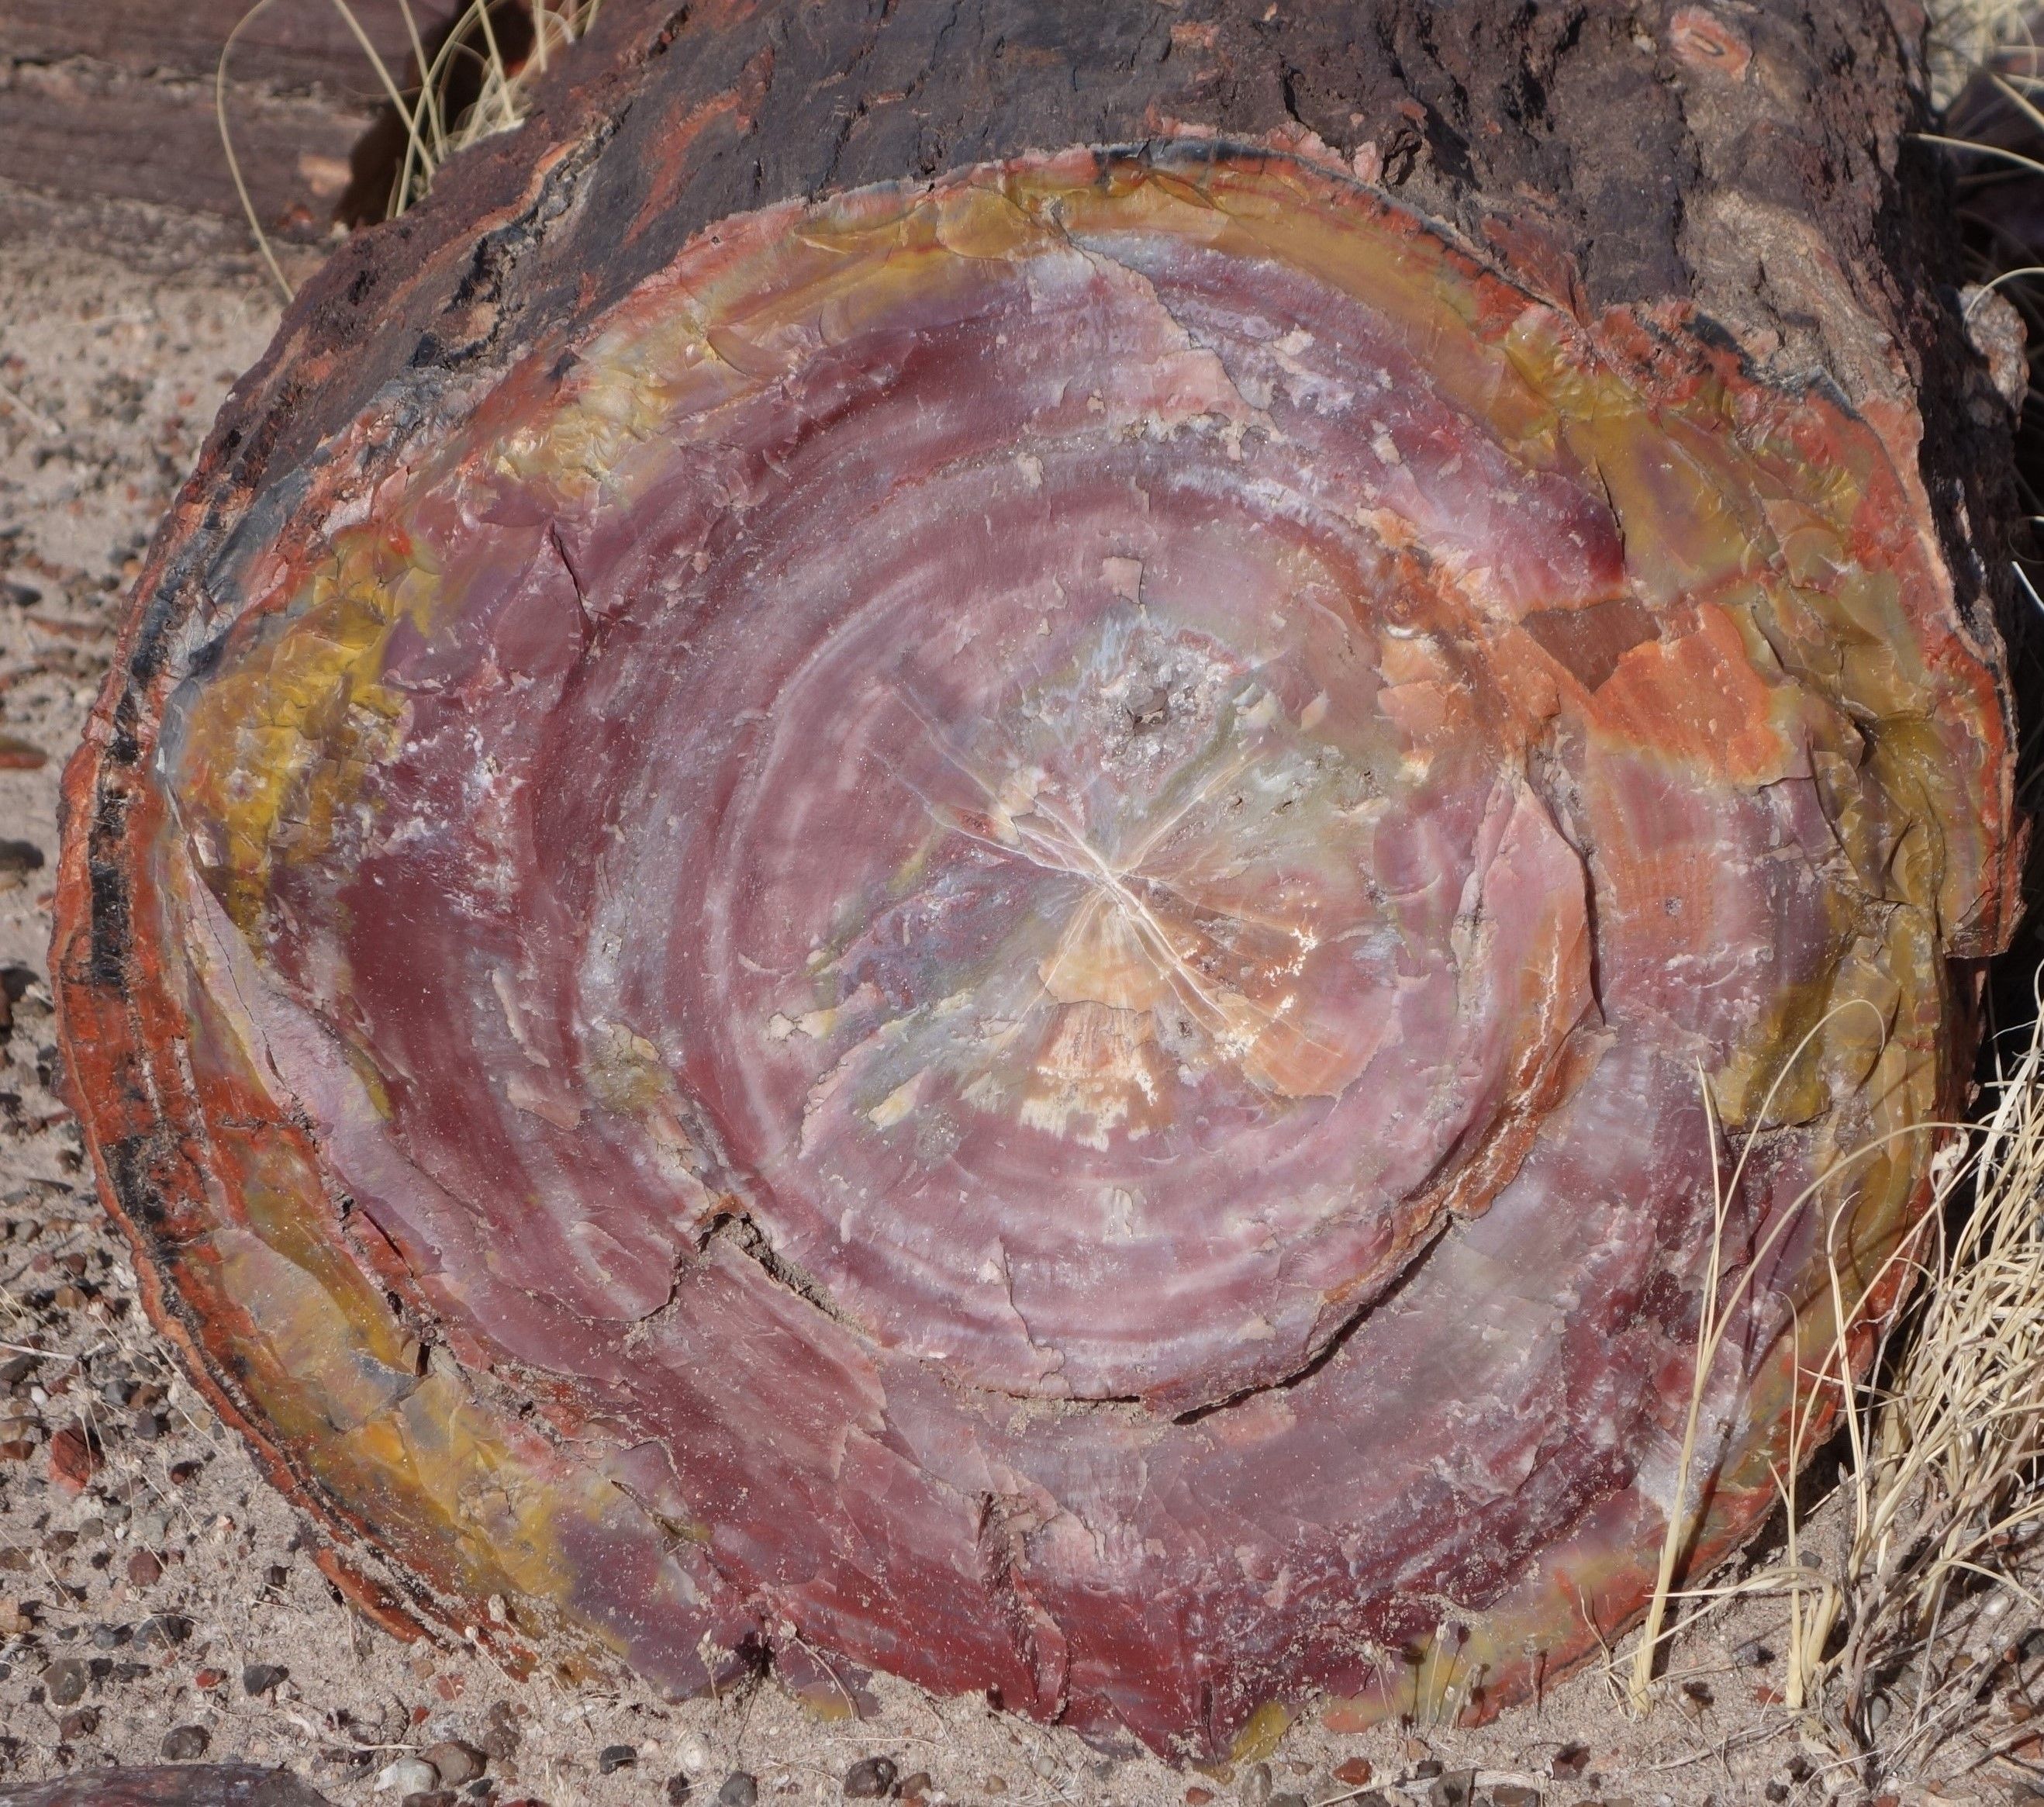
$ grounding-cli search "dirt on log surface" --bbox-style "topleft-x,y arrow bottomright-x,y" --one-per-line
40,0 -> 2028,1781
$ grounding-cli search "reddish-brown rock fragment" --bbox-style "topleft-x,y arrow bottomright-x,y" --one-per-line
47,1424 -> 100,1493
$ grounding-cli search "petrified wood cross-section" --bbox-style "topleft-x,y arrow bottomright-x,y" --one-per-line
54,0 -> 2022,1766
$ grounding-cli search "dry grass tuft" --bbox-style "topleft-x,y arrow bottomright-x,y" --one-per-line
219,0 -> 603,300
1621,999 -> 2044,1788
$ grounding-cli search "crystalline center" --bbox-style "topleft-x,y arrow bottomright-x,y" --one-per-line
706,548 -> 1587,1408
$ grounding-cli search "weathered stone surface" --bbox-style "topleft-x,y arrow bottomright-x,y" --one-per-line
53,0 -> 2022,1767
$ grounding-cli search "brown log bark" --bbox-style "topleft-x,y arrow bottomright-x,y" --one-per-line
52,0 -> 2024,1765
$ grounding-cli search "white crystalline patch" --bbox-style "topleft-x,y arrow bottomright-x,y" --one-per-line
1101,555 -> 1145,601
960,1072 -> 1006,1112
1103,1186 -> 1140,1243
503,1071 -> 581,1130
1019,1084 -> 1131,1151
868,1070 -> 926,1130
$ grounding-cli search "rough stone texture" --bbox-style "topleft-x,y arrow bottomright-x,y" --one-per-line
48,0 -> 2025,1769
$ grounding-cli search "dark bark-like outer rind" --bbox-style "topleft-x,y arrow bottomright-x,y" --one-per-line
50,0 -> 2022,1761
105,0 -> 2025,741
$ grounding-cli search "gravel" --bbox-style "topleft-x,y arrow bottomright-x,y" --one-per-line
161,1723 -> 210,1760
844,1755 -> 897,1798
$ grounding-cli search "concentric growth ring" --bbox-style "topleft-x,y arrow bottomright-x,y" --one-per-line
58,148 -> 2017,1759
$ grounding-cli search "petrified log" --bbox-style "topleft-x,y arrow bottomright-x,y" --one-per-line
54,0 -> 2022,1765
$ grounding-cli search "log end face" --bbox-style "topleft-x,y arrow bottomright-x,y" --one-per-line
54,146 -> 2022,1760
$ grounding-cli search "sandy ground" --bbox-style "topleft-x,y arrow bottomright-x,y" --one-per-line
0,214 -> 2039,1807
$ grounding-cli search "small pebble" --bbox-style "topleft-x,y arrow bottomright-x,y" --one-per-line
1331,1760 -> 1373,1787
135,1612 -> 191,1650
1492,1787 -> 1541,1807
43,1656 -> 87,1705
126,1549 -> 162,1585
1732,1638 -> 1773,1666
897,1775 -> 932,1803
1427,1772 -> 1476,1807
1240,1762 -> 1273,1807
57,1706 -> 98,1740
719,1773 -> 760,1807
478,1702 -> 521,1762
667,1780 -> 694,1805
0,840 -> 43,877
400,1794 -> 458,1807
378,1757 -> 440,1797
1412,1761 -> 1443,1781
424,1740 -> 485,1785
1550,1745 -> 1590,1781
599,1744 -> 637,1776
1269,1795 -> 1308,1807
243,1660 -> 290,1695
844,1756 -> 898,1799
161,1724 -> 209,1760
